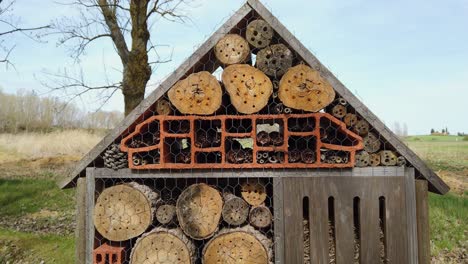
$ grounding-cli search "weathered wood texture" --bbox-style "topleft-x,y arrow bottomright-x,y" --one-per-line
416,180 -> 430,264
246,0 -> 448,194
282,173 -> 418,263
75,177 -> 87,264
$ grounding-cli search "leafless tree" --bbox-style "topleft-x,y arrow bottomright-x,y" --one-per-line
0,0 -> 49,68
46,0 -> 191,116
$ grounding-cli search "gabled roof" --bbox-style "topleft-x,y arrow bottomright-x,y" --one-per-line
60,0 -> 449,194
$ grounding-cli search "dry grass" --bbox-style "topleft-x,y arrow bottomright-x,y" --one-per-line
0,130 -> 104,161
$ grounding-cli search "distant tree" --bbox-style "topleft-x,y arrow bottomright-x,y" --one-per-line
0,0 -> 49,68
446,127 -> 449,135
402,123 -> 408,137
430,128 -> 435,134
393,122 -> 402,137
441,128 -> 445,134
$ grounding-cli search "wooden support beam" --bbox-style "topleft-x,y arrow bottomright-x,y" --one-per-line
75,177 -> 87,264
416,180 -> 430,264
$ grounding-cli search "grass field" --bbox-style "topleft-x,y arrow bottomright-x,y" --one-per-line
0,131 -> 466,263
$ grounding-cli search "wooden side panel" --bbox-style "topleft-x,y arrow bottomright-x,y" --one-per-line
85,172 -> 95,264
75,177 -> 87,264
282,174 -> 416,264
416,180 -> 430,264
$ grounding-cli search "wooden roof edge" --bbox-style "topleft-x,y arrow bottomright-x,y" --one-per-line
246,0 -> 449,194
58,2 -> 253,189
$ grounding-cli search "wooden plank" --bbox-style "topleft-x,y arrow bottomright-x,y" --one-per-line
273,177 -> 284,264
415,180 -> 430,264
308,178 -> 329,264
360,180 -> 381,262
75,177 -> 87,264
247,0 -> 449,195
85,170 -> 96,264
91,167 -> 406,179
282,178 -> 305,264
334,192 -> 355,263
385,179 -> 409,263
59,3 -> 254,189
405,168 -> 419,264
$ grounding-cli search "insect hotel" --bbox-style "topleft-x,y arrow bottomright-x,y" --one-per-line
62,1 -> 449,263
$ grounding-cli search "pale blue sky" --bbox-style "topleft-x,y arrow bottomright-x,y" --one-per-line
1,0 -> 467,135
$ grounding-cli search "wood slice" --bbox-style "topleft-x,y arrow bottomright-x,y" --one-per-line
331,104 -> 347,119
355,151 -> 370,167
354,119 -> 370,136
397,156 -> 407,166
278,64 -> 335,112
344,113 -> 358,127
380,150 -> 397,166
156,204 -> 176,225
167,71 -> 222,115
202,225 -> 273,264
222,64 -> 273,114
363,132 -> 381,153
176,183 -> 223,240
130,227 -> 195,264
93,182 -> 160,241
370,153 -> 381,167
249,205 -> 272,228
155,99 -> 171,115
256,44 -> 293,77
246,19 -> 274,49
241,180 -> 267,206
214,34 -> 250,65
222,193 -> 249,226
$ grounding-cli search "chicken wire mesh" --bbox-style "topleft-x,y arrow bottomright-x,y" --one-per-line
85,9 -> 412,264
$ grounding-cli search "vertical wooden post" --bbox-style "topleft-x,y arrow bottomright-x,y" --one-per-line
416,180 -> 430,264
86,170 -> 96,264
405,167 -> 419,263
75,177 -> 87,264
273,177 -> 284,264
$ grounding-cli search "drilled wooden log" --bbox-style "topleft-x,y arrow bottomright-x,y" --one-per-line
130,227 -> 195,264
241,180 -> 267,206
167,71 -> 222,115
249,204 -> 272,228
155,99 -> 172,115
380,150 -> 398,166
176,183 -> 223,240
363,132 -> 381,153
278,64 -> 335,112
256,44 -> 293,77
156,204 -> 177,225
397,156 -> 407,166
222,193 -> 249,226
222,64 -> 273,114
344,113 -> 358,127
355,151 -> 370,167
370,153 -> 381,167
214,34 -> 250,65
354,119 -> 370,136
93,182 -> 160,242
331,104 -> 347,119
246,19 -> 274,49
202,225 -> 273,264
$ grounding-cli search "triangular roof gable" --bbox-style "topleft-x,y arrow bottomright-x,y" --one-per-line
60,0 -> 449,194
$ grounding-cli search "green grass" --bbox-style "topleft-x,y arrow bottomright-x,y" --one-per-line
429,192 -> 468,255
0,228 -> 74,263
0,179 -> 75,217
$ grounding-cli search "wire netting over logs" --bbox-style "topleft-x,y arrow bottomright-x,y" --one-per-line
91,10 -> 413,264
92,178 -> 275,263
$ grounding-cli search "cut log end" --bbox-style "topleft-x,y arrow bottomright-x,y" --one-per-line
355,151 -> 370,167
156,204 -> 177,225
202,226 -> 272,264
278,64 -> 335,112
167,71 -> 222,115
246,19 -> 274,49
130,227 -> 195,264
241,180 -> 267,206
344,113 -> 358,127
155,99 -> 172,115
249,205 -> 272,228
370,153 -> 381,167
93,182 -> 159,242
222,193 -> 249,226
256,44 -> 293,77
354,119 -> 370,136
363,132 -> 381,153
222,64 -> 273,114
214,34 -> 250,65
380,150 -> 397,166
176,183 -> 223,240
331,104 -> 347,119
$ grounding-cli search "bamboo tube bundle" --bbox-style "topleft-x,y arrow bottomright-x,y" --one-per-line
130,227 -> 196,264
214,34 -> 250,65
176,183 -> 223,240
202,225 -> 273,264
246,19 -> 274,49
278,65 -> 335,112
93,182 -> 160,242
167,71 -> 222,115
222,64 -> 273,114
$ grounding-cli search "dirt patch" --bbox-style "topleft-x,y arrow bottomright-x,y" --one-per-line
0,155 -> 80,180
0,211 -> 75,236
437,169 -> 468,195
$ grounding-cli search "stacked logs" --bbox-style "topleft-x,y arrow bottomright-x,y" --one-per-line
93,180 -> 273,264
